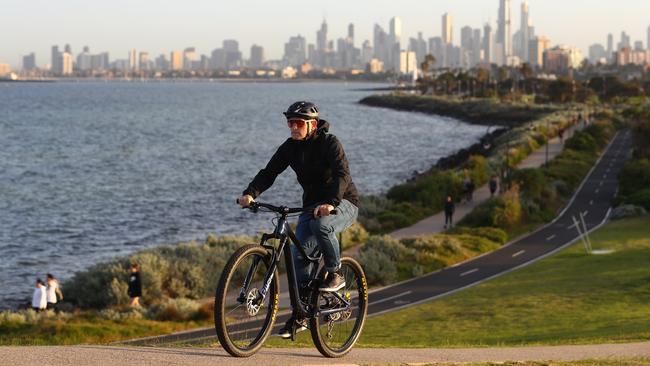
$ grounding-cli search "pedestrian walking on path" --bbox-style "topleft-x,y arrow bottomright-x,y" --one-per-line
489,175 -> 498,197
444,196 -> 455,229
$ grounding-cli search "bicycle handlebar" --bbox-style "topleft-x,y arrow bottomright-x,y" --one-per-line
236,199 -> 337,215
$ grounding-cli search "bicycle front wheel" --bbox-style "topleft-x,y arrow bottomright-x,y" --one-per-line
214,244 -> 280,357
310,256 -> 368,358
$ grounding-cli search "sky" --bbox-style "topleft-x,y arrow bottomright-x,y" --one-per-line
1,0 -> 650,68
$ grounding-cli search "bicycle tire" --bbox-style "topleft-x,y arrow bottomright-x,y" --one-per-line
214,244 -> 280,357
309,256 -> 368,358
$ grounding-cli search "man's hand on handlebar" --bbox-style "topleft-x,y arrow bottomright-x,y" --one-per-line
313,204 -> 335,218
237,195 -> 255,208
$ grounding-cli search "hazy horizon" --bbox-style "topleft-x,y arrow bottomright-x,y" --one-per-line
2,0 -> 650,68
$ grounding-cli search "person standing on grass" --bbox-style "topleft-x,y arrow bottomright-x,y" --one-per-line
32,279 -> 47,311
127,263 -> 142,307
489,175 -> 498,197
45,273 -> 62,311
444,196 -> 455,229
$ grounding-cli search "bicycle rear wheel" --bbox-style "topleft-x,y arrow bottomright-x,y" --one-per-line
309,256 -> 368,358
214,244 -> 279,357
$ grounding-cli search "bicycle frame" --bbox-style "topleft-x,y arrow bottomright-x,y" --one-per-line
237,211 -> 351,321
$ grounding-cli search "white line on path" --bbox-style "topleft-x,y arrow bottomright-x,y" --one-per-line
370,291 -> 412,306
595,189 -> 600,194
546,234 -> 556,241
567,223 -> 577,229
460,268 -> 479,277
590,200 -> 594,205
599,181 -> 603,186
583,210 -> 589,217
603,174 -> 607,179
512,250 -> 525,258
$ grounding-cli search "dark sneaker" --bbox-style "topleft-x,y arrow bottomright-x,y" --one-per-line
277,317 -> 307,339
319,272 -> 346,292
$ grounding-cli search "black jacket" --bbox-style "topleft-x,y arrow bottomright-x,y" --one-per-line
243,120 -> 359,208
128,272 -> 142,298
444,200 -> 455,215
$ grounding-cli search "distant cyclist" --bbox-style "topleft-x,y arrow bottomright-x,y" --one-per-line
238,101 -> 359,338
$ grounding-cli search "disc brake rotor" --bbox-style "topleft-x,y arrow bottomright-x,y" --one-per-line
246,288 -> 262,316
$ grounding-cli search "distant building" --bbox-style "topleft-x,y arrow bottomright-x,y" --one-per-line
0,63 -> 11,76
249,44 -> 264,68
170,51 -> 183,70
77,47 -> 92,71
139,52 -> 150,70
284,35 -> 306,67
634,41 -> 644,52
588,44 -> 607,65
496,0 -> 512,65
155,54 -> 169,70
483,23 -> 493,64
529,36 -> 550,68
614,46 -> 650,66
428,37 -> 443,67
183,47 -> 198,70
223,40 -> 242,70
367,58 -> 384,73
441,13 -> 453,67
51,45 -> 61,73
543,45 -> 583,73
22,53 -> 36,71
361,40 -> 373,65
399,51 -> 417,75
129,49 -> 138,71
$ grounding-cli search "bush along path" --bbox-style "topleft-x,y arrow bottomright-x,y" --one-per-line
388,118 -> 582,239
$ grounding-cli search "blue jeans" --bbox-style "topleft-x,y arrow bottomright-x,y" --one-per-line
292,199 -> 358,285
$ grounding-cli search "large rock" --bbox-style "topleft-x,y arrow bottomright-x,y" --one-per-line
610,204 -> 648,220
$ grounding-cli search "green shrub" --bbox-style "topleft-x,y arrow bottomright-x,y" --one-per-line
340,221 -> 369,250
146,298 -> 201,322
512,168 -> 546,201
458,197 -> 504,227
357,247 -> 398,286
491,187 -> 522,228
63,236 -> 250,308
449,226 -> 508,245
619,159 -> 650,196
565,131 -> 597,152
625,188 -> 650,210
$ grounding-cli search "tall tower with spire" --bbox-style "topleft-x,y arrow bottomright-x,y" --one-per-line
496,0 -> 511,65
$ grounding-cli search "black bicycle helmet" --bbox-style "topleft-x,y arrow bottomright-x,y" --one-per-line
283,101 -> 319,120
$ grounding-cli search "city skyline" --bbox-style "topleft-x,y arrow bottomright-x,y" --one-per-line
2,0 -> 650,68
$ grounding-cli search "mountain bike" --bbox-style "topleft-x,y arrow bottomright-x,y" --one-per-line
214,201 -> 368,358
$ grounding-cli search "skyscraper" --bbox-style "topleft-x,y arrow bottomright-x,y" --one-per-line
529,36 -> 550,68
317,20 -> 328,52
129,49 -> 138,71
607,33 -> 614,60
647,26 -> 650,50
519,0 -> 531,62
51,45 -> 60,73
249,45 -> 264,68
348,23 -> 354,45
442,13 -> 453,45
139,52 -> 150,70
496,0 -> 512,65
483,23 -> 493,64
389,17 -> 402,44
472,28 -> 482,66
170,51 -> 183,70
284,35 -> 306,66
22,53 -> 36,71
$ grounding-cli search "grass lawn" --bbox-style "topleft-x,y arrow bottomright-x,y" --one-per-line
260,216 -> 650,348
0,312 -> 211,346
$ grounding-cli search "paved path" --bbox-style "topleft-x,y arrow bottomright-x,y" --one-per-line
118,128 -> 632,349
391,124 -> 580,239
3,341 -> 650,365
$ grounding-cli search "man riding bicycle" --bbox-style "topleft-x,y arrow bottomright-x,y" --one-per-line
238,101 -> 359,338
